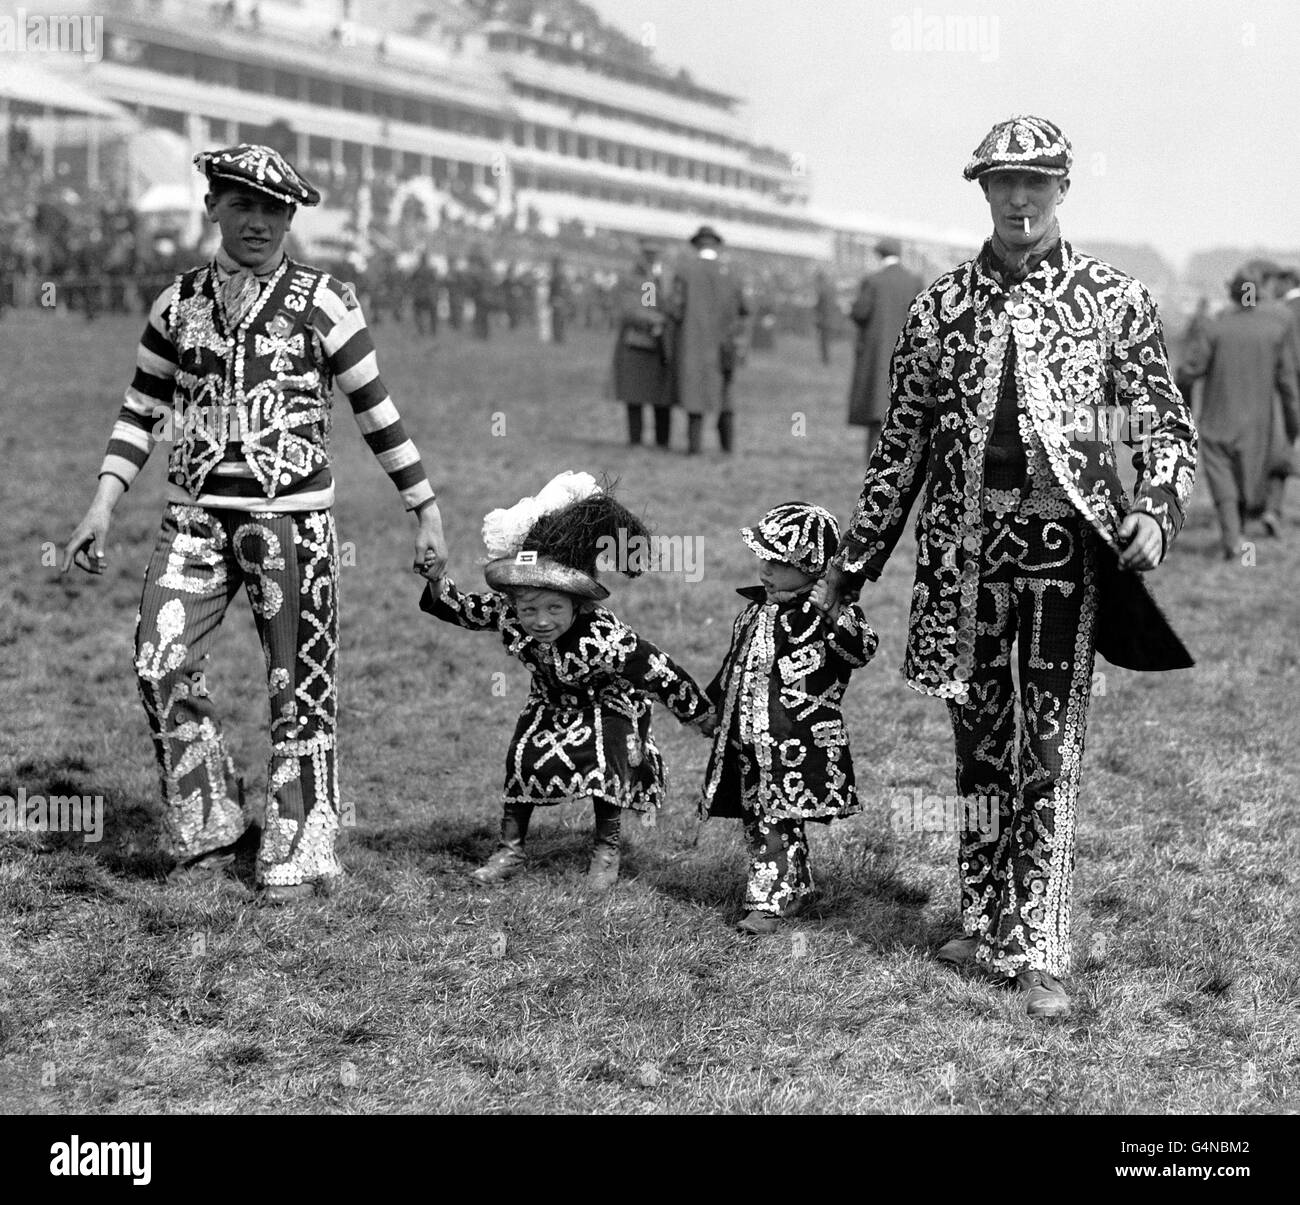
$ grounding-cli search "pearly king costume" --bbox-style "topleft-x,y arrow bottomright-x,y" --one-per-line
420,473 -> 710,880
702,504 -> 877,918
99,145 -> 437,887
829,117 -> 1197,978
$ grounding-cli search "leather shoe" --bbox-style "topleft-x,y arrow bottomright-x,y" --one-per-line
258,882 -> 316,906
936,936 -> 979,966
472,845 -> 526,885
736,911 -> 782,936
1016,969 -> 1071,1018
167,848 -> 237,882
585,844 -> 620,894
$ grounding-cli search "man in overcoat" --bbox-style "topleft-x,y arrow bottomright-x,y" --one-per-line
1181,261 -> 1298,554
847,238 -> 924,462
666,226 -> 749,454
815,116 -> 1198,1017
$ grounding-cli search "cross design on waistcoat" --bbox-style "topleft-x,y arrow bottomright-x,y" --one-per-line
255,331 -> 305,374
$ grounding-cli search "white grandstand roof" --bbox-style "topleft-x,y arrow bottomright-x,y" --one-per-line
0,60 -> 132,119
807,205 -> 983,252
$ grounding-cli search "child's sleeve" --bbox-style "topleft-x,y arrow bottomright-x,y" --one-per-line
621,633 -> 713,723
824,601 -> 879,668
418,577 -> 510,631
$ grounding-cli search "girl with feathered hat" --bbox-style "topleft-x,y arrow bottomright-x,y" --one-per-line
699,503 -> 878,934
418,472 -> 715,892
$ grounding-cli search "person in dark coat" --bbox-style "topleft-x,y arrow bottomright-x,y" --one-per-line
665,225 -> 749,454
610,239 -> 673,447
815,115 -> 1198,1018
699,503 -> 877,934
1181,261 -> 1299,556
847,238 -> 923,461
410,250 -> 439,337
1266,266 -> 1300,531
549,256 -> 571,345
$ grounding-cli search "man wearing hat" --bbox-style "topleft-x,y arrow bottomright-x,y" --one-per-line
666,225 -> 749,454
814,115 -> 1198,1017
63,144 -> 447,903
847,237 -> 924,462
1181,259 -> 1299,555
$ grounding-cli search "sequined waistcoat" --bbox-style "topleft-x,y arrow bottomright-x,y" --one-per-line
167,258 -> 332,499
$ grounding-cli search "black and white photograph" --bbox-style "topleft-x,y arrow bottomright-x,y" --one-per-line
0,0 -> 1294,1156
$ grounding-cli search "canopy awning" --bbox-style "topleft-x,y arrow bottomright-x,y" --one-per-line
0,61 -> 131,119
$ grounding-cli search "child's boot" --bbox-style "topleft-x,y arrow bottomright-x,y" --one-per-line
473,802 -> 532,885
472,842 -> 526,884
586,802 -> 622,893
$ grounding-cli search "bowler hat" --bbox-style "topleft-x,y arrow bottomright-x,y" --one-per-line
689,225 -> 724,247
876,237 -> 902,258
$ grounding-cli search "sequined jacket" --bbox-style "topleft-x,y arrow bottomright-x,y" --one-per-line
832,238 -> 1198,700
420,579 -> 710,810
700,588 -> 878,821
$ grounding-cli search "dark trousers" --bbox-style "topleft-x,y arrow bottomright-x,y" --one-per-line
627,404 -> 672,447
687,411 -> 733,454
742,814 -> 811,915
946,497 -> 1099,977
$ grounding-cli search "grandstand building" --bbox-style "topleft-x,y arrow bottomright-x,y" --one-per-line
4,0 -> 977,268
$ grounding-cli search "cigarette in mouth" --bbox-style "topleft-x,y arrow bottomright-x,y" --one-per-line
1022,216 -> 1031,235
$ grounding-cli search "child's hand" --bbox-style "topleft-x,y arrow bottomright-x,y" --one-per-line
694,709 -> 720,738
415,550 -> 443,586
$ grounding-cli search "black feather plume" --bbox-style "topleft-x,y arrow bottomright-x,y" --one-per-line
522,486 -> 652,577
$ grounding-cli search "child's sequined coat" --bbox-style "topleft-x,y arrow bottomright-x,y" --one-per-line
700,588 -> 878,822
421,579 -> 709,811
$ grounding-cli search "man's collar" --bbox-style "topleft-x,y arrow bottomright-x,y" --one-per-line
879,255 -> 900,267
214,245 -> 286,278
698,248 -> 719,261
1286,286 -> 1300,301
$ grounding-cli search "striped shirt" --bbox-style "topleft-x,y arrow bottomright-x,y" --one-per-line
98,260 -> 435,514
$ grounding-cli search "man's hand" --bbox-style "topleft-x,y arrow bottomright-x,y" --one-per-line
413,500 -> 448,579
811,565 -> 847,621
63,507 -> 112,575
1117,512 -> 1163,571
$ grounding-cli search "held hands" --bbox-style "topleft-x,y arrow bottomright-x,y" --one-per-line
413,500 -> 448,581
1117,512 -> 1163,571
694,709 -> 720,738
810,565 -> 847,624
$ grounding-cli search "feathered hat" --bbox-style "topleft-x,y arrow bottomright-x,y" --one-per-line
480,471 -> 650,601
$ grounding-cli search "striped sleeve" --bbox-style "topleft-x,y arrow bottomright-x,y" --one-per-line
98,285 -> 178,488
313,277 -> 436,511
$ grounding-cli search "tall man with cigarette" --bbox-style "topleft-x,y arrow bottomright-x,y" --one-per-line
814,116 -> 1197,1017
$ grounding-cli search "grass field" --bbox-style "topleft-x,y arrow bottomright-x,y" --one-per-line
1,306 -> 1296,1115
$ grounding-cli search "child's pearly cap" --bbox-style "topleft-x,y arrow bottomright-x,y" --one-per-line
741,502 -> 840,576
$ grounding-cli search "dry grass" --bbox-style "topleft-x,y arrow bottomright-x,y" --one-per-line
1,307 -> 1296,1114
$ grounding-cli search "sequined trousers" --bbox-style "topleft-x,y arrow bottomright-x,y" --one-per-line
946,472 -> 1100,978
743,815 -> 812,915
134,503 -> 342,886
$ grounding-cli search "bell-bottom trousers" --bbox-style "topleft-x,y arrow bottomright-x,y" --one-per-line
134,503 -> 342,886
